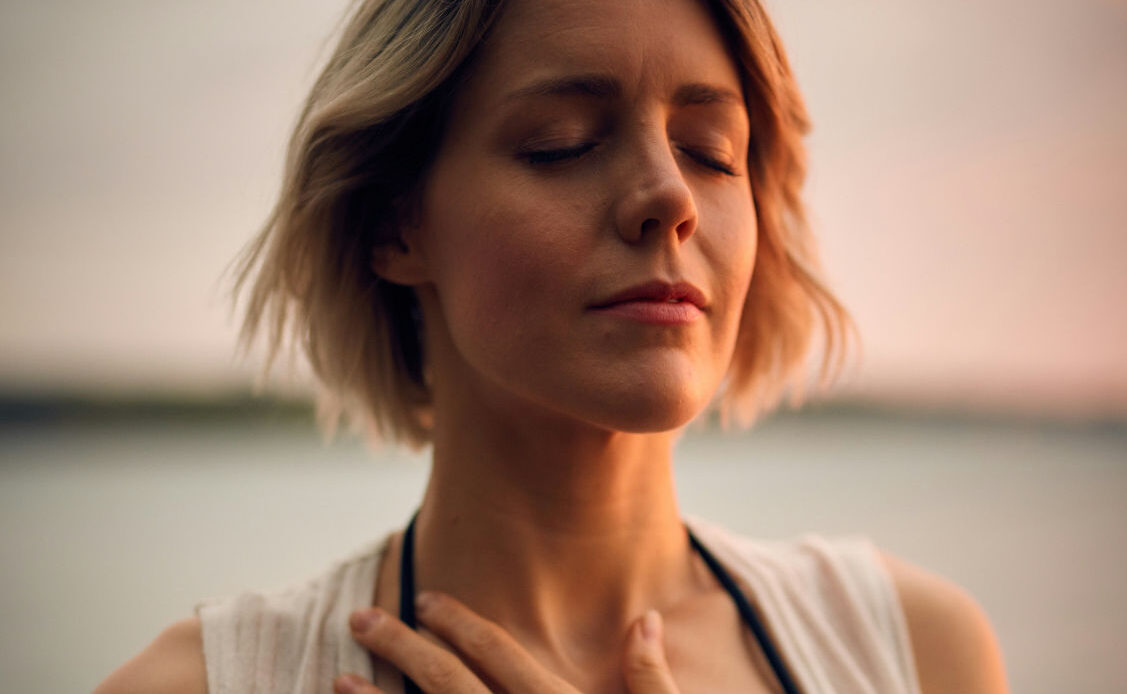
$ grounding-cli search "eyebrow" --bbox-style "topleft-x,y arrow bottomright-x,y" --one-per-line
502,74 -> 743,107
672,83 -> 744,107
503,74 -> 620,102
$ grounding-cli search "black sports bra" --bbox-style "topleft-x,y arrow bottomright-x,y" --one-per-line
391,513 -> 802,694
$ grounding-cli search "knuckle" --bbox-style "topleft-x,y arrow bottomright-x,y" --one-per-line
419,654 -> 459,690
625,649 -> 665,676
462,623 -> 501,654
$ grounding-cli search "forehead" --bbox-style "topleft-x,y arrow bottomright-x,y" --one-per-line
462,0 -> 743,105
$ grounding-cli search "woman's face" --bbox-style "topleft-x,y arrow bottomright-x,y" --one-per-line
406,0 -> 757,433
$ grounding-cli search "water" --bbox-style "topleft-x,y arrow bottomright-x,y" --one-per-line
1,409 -> 1124,693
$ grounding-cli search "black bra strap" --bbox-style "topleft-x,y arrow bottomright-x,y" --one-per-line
399,512 -> 423,694
687,526 -> 802,694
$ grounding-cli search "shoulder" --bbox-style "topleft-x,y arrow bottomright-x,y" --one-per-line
93,537 -> 389,694
878,550 -> 1009,694
688,519 -> 921,689
92,617 -> 207,694
688,518 -> 1005,693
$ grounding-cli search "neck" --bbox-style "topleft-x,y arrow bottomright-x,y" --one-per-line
411,384 -> 697,681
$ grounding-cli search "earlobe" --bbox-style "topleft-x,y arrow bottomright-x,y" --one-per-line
371,235 -> 429,286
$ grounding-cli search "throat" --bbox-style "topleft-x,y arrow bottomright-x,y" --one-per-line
410,501 -> 699,648
399,450 -> 700,664
390,415 -> 705,681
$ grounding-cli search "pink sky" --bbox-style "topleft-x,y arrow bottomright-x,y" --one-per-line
0,0 -> 1124,418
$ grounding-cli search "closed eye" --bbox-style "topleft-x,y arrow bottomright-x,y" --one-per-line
678,147 -> 739,177
524,143 -> 597,165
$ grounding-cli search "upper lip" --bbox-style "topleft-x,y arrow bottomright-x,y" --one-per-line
591,280 -> 709,310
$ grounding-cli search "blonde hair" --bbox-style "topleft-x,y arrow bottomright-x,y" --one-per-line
235,0 -> 854,448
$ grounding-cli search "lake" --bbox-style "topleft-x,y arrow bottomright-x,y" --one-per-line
1,406 -> 1123,692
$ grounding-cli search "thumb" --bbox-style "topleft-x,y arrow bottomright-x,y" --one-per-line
622,610 -> 680,694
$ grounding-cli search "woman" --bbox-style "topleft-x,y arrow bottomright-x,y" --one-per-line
95,0 -> 1008,692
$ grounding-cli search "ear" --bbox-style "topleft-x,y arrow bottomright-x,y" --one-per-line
371,232 -> 429,286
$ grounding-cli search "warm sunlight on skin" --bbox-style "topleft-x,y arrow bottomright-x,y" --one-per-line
391,0 -> 757,437
342,1 -> 769,692
92,1 -> 1008,693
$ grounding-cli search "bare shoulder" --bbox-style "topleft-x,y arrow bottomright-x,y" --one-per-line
92,617 -> 208,694
878,551 -> 1008,694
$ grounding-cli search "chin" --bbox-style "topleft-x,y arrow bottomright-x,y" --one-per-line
544,359 -> 717,433
579,384 -> 711,434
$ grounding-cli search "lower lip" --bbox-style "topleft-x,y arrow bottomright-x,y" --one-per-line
590,300 -> 703,325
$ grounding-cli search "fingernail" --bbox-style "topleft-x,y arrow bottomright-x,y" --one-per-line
334,673 -> 363,693
642,609 -> 662,642
349,609 -> 383,633
416,590 -> 435,613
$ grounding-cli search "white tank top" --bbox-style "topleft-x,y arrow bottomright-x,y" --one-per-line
196,517 -> 920,694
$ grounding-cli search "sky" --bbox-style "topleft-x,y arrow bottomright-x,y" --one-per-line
1,0 -> 1124,418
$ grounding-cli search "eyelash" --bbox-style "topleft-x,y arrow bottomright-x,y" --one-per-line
683,149 -> 738,177
523,143 -> 738,177
525,143 -> 596,164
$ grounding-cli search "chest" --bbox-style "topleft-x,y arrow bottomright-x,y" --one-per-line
371,626 -> 784,694
368,595 -> 789,694
367,535 -> 794,694
659,590 -> 787,694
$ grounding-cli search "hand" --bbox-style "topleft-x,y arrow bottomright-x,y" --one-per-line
334,591 -> 681,694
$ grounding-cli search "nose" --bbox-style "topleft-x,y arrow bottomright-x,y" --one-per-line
614,136 -> 698,245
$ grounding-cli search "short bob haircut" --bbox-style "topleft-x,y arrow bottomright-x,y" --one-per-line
235,0 -> 853,449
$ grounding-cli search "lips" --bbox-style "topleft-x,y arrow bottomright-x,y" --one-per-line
589,280 -> 708,325
591,280 -> 708,311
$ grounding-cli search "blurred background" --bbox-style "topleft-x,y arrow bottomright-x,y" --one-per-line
1,1 -> 1124,692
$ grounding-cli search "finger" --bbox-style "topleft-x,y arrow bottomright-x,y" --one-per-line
622,610 -> 680,694
349,608 -> 490,694
415,592 -> 574,694
333,673 -> 387,694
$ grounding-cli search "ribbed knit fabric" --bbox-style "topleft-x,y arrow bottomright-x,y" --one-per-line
685,517 -> 921,694
196,518 -> 920,694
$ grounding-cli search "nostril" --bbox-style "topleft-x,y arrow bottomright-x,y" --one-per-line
675,218 -> 696,242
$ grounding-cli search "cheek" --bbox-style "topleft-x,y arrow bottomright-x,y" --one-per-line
697,195 -> 758,378
423,179 -> 593,344
704,193 -> 758,313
